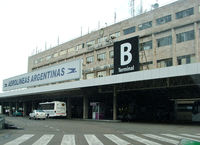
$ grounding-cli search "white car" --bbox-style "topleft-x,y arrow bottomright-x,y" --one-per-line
29,110 -> 46,120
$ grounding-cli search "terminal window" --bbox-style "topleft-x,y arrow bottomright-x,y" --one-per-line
157,58 -> 172,68
157,36 -> 172,47
138,21 -> 152,31
176,7 -> 194,19
140,41 -> 152,51
86,56 -> 94,64
156,15 -> 171,25
97,53 -> 106,61
123,26 -> 136,35
109,51 -> 114,59
176,30 -> 195,43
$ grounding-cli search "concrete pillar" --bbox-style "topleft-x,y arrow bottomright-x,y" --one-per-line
67,97 -> 72,119
152,34 -> 157,68
172,28 -> 177,66
15,102 -> 19,111
23,102 -> 27,116
9,103 -> 12,116
174,100 -> 177,121
83,96 -> 88,119
113,86 -> 117,120
195,22 -> 200,62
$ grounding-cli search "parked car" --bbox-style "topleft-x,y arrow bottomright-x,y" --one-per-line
29,110 -> 46,120
13,110 -> 23,116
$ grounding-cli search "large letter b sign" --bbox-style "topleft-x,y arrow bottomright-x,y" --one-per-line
120,43 -> 132,66
114,36 -> 139,74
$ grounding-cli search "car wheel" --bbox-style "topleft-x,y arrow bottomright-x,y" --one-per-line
29,117 -> 31,120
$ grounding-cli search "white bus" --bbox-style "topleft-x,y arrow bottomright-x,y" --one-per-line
39,101 -> 67,117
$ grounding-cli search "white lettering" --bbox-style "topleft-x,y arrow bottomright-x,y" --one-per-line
120,43 -> 132,66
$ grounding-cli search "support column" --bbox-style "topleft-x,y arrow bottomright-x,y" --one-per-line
67,97 -> 72,119
174,100 -> 177,121
172,28 -> 177,66
23,102 -> 27,116
15,102 -> 19,111
83,96 -> 88,119
9,103 -> 12,116
152,34 -> 157,68
113,86 -> 117,120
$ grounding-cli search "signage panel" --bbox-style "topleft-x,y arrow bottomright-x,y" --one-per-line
114,36 -> 139,74
3,59 -> 82,91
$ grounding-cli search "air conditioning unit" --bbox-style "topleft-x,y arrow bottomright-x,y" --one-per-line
110,36 -> 116,39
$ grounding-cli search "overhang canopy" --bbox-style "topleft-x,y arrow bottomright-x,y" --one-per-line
1,63 -> 200,98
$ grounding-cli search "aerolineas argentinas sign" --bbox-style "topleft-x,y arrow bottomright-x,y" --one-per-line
114,36 -> 139,74
3,59 -> 82,91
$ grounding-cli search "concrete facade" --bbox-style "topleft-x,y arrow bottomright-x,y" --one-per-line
28,0 -> 200,83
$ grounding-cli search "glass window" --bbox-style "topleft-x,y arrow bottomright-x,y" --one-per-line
109,50 -> 114,58
76,43 -> 84,51
176,30 -> 195,43
199,5 -> 200,13
97,53 -> 106,61
68,47 -> 75,53
97,71 -> 106,77
156,15 -> 171,25
53,52 -> 59,58
34,60 -> 38,64
176,7 -> 194,19
60,50 -> 67,55
86,56 -> 94,64
177,55 -> 195,65
86,73 -> 94,79
86,40 -> 95,47
46,55 -> 52,60
110,69 -> 114,75
98,36 -> 108,43
140,61 -> 153,70
138,21 -> 152,31
123,26 -> 136,35
157,36 -> 172,47
157,58 -> 172,68
140,41 -> 152,51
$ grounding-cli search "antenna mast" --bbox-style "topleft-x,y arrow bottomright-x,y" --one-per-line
129,0 -> 135,17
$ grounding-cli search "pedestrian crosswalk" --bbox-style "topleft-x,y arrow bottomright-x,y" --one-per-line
2,133 -> 200,145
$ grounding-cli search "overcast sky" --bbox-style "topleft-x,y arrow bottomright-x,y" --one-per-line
0,0 -> 177,93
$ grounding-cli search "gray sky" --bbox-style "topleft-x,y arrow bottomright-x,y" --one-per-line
0,0 -> 177,93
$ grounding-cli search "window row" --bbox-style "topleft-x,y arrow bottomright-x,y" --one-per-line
140,30 -> 195,51
123,7 -> 194,35
86,51 -> 114,64
140,55 -> 196,70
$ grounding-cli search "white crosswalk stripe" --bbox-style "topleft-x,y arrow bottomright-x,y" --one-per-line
180,134 -> 200,139
32,134 -> 54,145
143,134 -> 179,145
3,134 -> 34,145
3,133 -> 200,145
84,134 -> 104,145
124,134 -> 162,145
162,134 -> 200,142
104,134 -> 130,145
61,135 -> 76,145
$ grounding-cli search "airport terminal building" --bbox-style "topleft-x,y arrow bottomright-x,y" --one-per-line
1,0 -> 200,122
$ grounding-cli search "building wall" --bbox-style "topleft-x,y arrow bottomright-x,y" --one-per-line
28,0 -> 200,81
